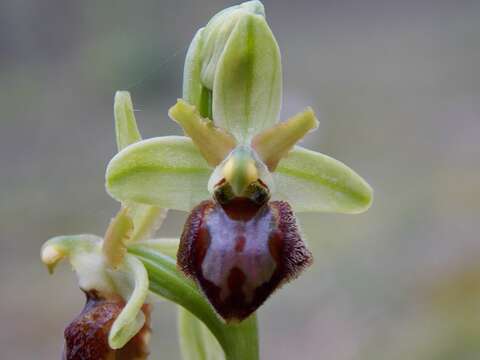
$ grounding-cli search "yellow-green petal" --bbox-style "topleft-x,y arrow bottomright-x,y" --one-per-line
168,99 -> 237,166
252,108 -> 319,171
102,207 -> 133,269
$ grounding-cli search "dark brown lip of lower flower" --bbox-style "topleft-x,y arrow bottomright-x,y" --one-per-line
178,199 -> 313,322
63,291 -> 151,360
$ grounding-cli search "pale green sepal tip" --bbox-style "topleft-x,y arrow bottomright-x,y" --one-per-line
274,146 -> 373,213
108,254 -> 149,349
114,91 -> 142,151
252,107 -> 319,171
105,136 -> 211,211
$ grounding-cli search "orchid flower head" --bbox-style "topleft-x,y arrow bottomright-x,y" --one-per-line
105,1 -> 373,322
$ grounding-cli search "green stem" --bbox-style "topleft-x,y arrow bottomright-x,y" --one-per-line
128,245 -> 259,360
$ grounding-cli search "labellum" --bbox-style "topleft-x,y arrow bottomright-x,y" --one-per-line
178,191 -> 313,321
64,291 -> 151,360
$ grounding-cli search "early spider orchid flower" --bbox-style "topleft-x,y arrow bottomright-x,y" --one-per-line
41,92 -> 167,359
105,1 -> 373,322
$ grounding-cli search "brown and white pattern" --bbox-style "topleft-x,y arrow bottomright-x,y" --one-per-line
178,199 -> 313,321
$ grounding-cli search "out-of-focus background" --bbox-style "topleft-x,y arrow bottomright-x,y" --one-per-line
1,0 -> 479,359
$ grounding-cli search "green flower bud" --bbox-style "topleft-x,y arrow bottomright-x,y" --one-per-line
183,0 -> 282,142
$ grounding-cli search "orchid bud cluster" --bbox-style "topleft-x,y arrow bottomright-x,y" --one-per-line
41,1 -> 372,359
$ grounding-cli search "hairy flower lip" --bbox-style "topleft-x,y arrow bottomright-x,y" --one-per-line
178,199 -> 313,322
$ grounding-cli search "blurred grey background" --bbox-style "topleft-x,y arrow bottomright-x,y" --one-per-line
1,0 -> 480,359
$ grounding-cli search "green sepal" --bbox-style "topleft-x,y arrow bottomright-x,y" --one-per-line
274,146 -> 373,213
106,136 -> 211,211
